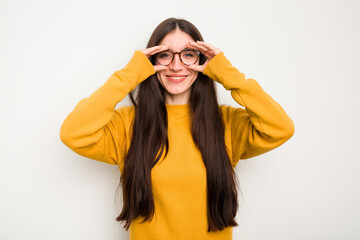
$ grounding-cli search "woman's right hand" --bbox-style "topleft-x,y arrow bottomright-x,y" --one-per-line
139,45 -> 169,72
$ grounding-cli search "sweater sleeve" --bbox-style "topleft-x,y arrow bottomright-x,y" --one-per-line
203,52 -> 295,167
60,50 -> 155,167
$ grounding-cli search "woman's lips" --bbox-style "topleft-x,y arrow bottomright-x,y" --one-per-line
166,75 -> 188,83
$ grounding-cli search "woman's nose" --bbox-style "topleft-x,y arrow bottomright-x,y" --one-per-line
169,54 -> 183,71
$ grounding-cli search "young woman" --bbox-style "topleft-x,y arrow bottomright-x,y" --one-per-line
60,18 -> 295,240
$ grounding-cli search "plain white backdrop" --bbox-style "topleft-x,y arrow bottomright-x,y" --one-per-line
1,0 -> 359,239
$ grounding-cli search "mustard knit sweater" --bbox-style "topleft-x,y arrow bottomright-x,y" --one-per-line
60,50 -> 295,240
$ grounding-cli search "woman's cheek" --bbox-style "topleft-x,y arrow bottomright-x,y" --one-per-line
156,72 -> 165,87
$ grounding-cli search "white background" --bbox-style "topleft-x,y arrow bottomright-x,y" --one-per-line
1,0 -> 359,239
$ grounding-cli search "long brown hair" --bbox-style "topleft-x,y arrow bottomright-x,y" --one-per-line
116,18 -> 239,232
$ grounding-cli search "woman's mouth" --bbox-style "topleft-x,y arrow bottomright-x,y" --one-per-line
166,75 -> 188,83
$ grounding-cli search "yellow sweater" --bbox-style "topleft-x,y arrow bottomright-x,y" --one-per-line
60,50 -> 294,240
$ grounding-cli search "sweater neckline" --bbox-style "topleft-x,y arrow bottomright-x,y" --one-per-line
165,103 -> 190,118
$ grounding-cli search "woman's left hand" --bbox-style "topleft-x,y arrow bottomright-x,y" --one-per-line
185,40 -> 221,72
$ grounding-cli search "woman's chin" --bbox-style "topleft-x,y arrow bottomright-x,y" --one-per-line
164,87 -> 191,99
165,88 -> 184,95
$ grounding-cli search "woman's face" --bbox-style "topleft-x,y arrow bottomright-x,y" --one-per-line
156,29 -> 199,104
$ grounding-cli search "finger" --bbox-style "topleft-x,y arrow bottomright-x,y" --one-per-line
140,45 -> 161,55
154,65 -> 167,72
196,41 -> 215,48
187,40 -> 209,53
142,45 -> 169,57
187,41 -> 215,59
186,64 -> 205,72
148,45 -> 169,56
196,41 -> 221,55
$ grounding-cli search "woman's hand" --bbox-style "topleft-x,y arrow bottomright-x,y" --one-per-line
185,40 -> 222,72
139,45 -> 169,72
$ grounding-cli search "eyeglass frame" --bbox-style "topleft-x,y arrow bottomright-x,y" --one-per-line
154,49 -> 200,66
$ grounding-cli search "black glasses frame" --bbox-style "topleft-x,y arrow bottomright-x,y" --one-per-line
155,49 -> 200,66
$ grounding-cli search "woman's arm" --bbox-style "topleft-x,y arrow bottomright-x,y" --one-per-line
203,52 -> 295,166
60,50 -> 156,166
186,40 -> 294,167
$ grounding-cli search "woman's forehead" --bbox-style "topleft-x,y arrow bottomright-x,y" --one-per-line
160,30 -> 193,52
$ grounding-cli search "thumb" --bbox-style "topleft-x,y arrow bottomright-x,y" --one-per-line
186,64 -> 204,72
154,65 -> 167,72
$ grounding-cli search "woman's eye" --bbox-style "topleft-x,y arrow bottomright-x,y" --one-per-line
182,50 -> 197,58
159,53 -> 171,58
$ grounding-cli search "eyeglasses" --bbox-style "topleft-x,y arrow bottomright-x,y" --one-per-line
155,49 -> 200,66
